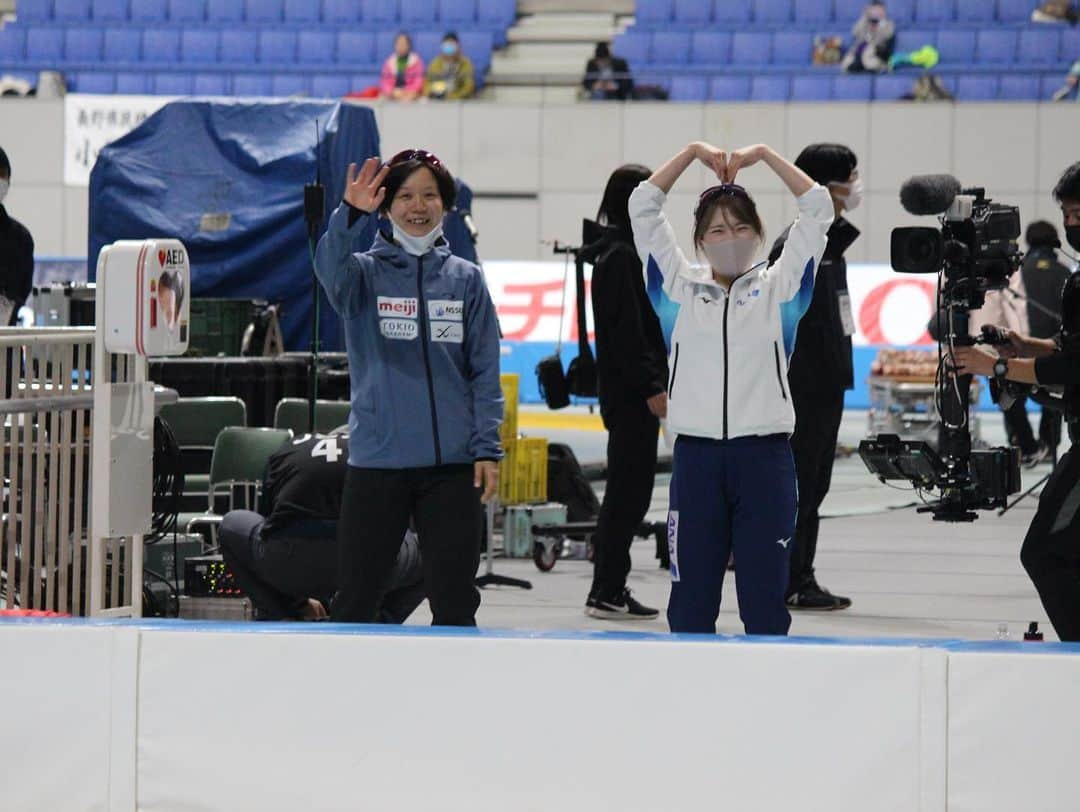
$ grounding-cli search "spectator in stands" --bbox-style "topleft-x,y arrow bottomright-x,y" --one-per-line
629,142 -> 833,635
0,146 -> 34,327
1051,60 -> 1080,101
583,42 -> 633,101
315,152 -> 503,627
220,433 -> 426,623
380,33 -> 425,102
585,164 -> 668,621
767,144 -> 860,611
424,32 -> 476,100
841,2 -> 897,73
1032,0 -> 1079,25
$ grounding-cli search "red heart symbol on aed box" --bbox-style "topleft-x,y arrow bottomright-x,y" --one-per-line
158,250 -> 166,266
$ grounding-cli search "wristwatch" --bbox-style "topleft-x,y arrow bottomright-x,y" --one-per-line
993,358 -> 1009,379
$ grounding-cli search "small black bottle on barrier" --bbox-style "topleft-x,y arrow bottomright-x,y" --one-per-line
1023,622 -> 1044,642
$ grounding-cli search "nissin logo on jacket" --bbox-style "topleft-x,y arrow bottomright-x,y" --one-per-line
377,296 -> 418,318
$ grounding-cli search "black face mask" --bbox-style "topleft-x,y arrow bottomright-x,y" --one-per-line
1066,224 -> 1080,254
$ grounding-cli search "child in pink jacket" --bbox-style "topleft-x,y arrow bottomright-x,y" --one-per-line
380,33 -> 425,101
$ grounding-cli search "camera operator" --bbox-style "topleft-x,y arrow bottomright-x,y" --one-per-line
220,432 -> 425,623
952,161 -> 1080,641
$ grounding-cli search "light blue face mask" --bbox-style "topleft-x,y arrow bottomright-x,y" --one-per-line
441,42 -> 458,56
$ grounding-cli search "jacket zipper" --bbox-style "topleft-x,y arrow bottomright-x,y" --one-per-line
668,342 -> 680,399
416,257 -> 442,466
773,341 -> 788,402
722,295 -> 730,439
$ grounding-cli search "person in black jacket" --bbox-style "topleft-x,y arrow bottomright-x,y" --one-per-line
0,146 -> 34,327
583,42 -> 633,101
585,164 -> 668,620
768,143 -> 861,611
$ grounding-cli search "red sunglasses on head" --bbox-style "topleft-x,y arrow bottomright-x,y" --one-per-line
388,149 -> 443,169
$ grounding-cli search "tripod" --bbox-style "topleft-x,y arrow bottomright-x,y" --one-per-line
999,421 -> 1060,515
475,499 -> 532,590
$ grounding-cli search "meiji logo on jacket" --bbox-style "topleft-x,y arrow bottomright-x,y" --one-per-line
377,296 -> 418,319
431,321 -> 464,343
429,300 -> 463,321
380,319 -> 419,340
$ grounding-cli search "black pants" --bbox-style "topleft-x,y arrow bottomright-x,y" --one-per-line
590,406 -> 659,600
219,511 -> 426,623
334,464 -> 481,626
787,386 -> 845,595
1003,398 -> 1039,456
1021,444 -> 1080,641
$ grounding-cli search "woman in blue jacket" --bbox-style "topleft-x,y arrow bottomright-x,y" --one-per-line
629,142 -> 833,636
315,151 -> 503,626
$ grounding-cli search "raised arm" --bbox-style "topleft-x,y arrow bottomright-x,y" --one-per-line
725,144 -> 815,198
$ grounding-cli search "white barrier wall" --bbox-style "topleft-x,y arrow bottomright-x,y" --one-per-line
0,98 -> 1074,263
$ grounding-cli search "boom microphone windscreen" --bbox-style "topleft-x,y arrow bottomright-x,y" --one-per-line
899,174 -> 962,216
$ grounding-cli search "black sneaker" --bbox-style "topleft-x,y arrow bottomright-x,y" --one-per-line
585,588 -> 659,620
786,582 -> 852,611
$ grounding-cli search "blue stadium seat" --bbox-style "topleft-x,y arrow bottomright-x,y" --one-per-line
613,30 -> 650,65
311,73 -> 351,97
710,75 -> 751,100
0,27 -> 26,61
233,73 -> 272,94
691,30 -> 731,64
476,0 -> 514,25
336,31 -> 376,64
220,29 -> 258,63
873,73 -> 914,99
351,72 -> 381,90
154,72 -> 194,94
1041,73 -> 1068,99
877,0 -> 913,22
323,0 -> 359,22
258,30 -> 297,63
1062,27 -> 1080,59
751,75 -> 790,100
459,30 -> 492,69
977,30 -> 1017,63
54,0 -> 91,21
130,0 -> 167,21
298,30 -> 335,63
363,0 -> 399,24
713,0 -> 752,22
440,0 -> 476,24
1018,29 -> 1061,66
74,70 -> 115,91
245,0 -> 282,22
413,30 -> 442,62
181,29 -> 219,62
673,0 -> 710,24
755,0 -> 792,23
16,0 -> 54,23
400,0 -> 436,23
283,0 -> 318,22
956,74 -> 998,99
935,30 -> 975,63
206,0 -> 243,22
953,0 -> 992,22
115,71 -> 150,92
913,0 -> 953,23
272,73 -> 308,95
793,0 -> 832,24
65,27 -> 103,61
833,0 -> 866,21
142,29 -> 180,63
772,31 -> 812,65
731,31 -> 771,65
997,0 -> 1033,22
91,0 -> 127,21
894,28 -> 937,53
998,74 -> 1041,100
26,27 -> 64,61
669,76 -> 708,101
193,72 -> 229,94
104,27 -> 141,61
832,73 -> 873,99
792,74 -> 832,99
636,0 -> 673,25
169,0 -> 205,21
651,31 -> 690,64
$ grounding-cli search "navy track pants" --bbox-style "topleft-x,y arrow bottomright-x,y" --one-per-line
667,433 -> 797,636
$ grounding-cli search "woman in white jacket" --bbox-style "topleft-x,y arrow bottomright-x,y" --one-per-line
629,142 -> 833,635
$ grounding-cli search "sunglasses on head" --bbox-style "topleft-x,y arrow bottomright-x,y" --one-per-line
696,184 -> 749,212
388,149 -> 443,169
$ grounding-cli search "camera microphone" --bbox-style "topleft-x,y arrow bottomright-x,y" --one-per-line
899,174 -> 962,216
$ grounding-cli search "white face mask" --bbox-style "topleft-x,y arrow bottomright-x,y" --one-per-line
0,179 -> 8,205
701,236 -> 759,280
390,216 -> 444,257
831,177 -> 864,212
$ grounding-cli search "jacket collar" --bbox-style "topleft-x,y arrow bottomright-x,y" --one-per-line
369,227 -> 452,269
0,205 -> 8,228
825,217 -> 860,259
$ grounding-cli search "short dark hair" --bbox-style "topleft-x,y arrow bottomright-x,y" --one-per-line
1053,161 -> 1080,204
0,146 -> 9,179
598,164 -> 651,233
1026,220 -> 1061,250
394,32 -> 412,51
380,156 -> 456,214
443,31 -> 459,43
693,188 -> 765,248
595,42 -> 611,59
795,143 -> 858,186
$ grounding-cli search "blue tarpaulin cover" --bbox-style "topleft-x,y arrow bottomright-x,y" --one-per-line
88,99 -> 380,352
